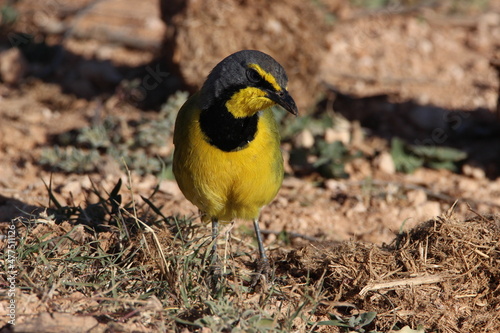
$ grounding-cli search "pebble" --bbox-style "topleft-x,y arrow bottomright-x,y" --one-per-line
324,127 -> 350,145
374,151 -> 395,174
407,189 -> 427,206
293,129 -> 315,149
0,47 -> 28,85
324,179 -> 347,192
462,164 -> 486,180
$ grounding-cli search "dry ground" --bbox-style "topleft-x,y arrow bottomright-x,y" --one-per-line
1,1 -> 500,332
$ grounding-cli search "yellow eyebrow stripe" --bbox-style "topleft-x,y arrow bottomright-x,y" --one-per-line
248,63 -> 282,92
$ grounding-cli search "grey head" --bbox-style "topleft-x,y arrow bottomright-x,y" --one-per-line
199,50 -> 290,110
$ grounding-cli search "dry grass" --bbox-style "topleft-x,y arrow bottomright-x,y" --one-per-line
276,209 -> 500,332
1,176 -> 499,332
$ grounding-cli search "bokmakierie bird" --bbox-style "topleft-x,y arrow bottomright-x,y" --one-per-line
173,50 -> 298,270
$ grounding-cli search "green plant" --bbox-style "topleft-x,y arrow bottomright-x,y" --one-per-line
39,92 -> 188,176
279,112 -> 335,140
314,140 -> 362,179
350,0 -> 394,9
390,138 -> 424,174
0,4 -> 18,28
40,146 -> 101,173
280,109 -> 364,179
192,297 -> 276,333
350,0 -> 489,14
317,311 -> 378,332
390,137 -> 467,174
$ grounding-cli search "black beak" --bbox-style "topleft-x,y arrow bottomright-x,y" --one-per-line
268,90 -> 298,116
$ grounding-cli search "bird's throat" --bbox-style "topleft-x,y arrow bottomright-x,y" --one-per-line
224,87 -> 275,118
199,103 -> 259,152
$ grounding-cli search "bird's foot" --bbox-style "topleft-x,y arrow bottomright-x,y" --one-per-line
250,258 -> 271,288
207,250 -> 223,291
208,264 -> 222,291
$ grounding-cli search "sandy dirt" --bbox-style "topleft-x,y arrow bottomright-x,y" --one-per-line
1,0 -> 500,332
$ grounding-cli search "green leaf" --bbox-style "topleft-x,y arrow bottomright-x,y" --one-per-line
317,161 -> 349,179
313,140 -> 352,179
253,318 -> 275,329
356,311 -> 377,326
315,140 -> 347,161
316,319 -> 351,327
0,5 -> 18,26
390,137 -> 424,174
408,145 -> 467,162
427,160 -> 459,172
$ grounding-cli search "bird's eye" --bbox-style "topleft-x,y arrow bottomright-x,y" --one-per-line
246,68 -> 262,83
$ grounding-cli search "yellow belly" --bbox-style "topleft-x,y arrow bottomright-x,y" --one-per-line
173,93 -> 284,221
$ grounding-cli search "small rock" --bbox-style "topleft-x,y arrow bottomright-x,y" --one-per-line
0,47 -> 28,85
277,196 -> 289,206
462,163 -> 486,180
346,158 -> 372,178
480,12 -> 500,26
324,179 -> 347,192
324,127 -> 350,145
350,121 -> 364,146
418,39 -> 433,55
374,151 -> 395,174
352,201 -> 367,213
407,189 -> 427,206
293,129 -> 314,149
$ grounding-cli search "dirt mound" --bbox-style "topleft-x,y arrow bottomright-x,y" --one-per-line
161,0 -> 329,111
278,212 -> 500,331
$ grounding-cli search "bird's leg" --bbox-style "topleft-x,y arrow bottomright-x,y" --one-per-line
208,217 -> 222,291
253,218 -> 270,274
253,219 -> 267,262
211,218 -> 219,264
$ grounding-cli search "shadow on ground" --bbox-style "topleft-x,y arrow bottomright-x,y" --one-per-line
326,89 -> 500,179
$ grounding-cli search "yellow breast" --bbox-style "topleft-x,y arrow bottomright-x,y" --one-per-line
173,92 -> 284,221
